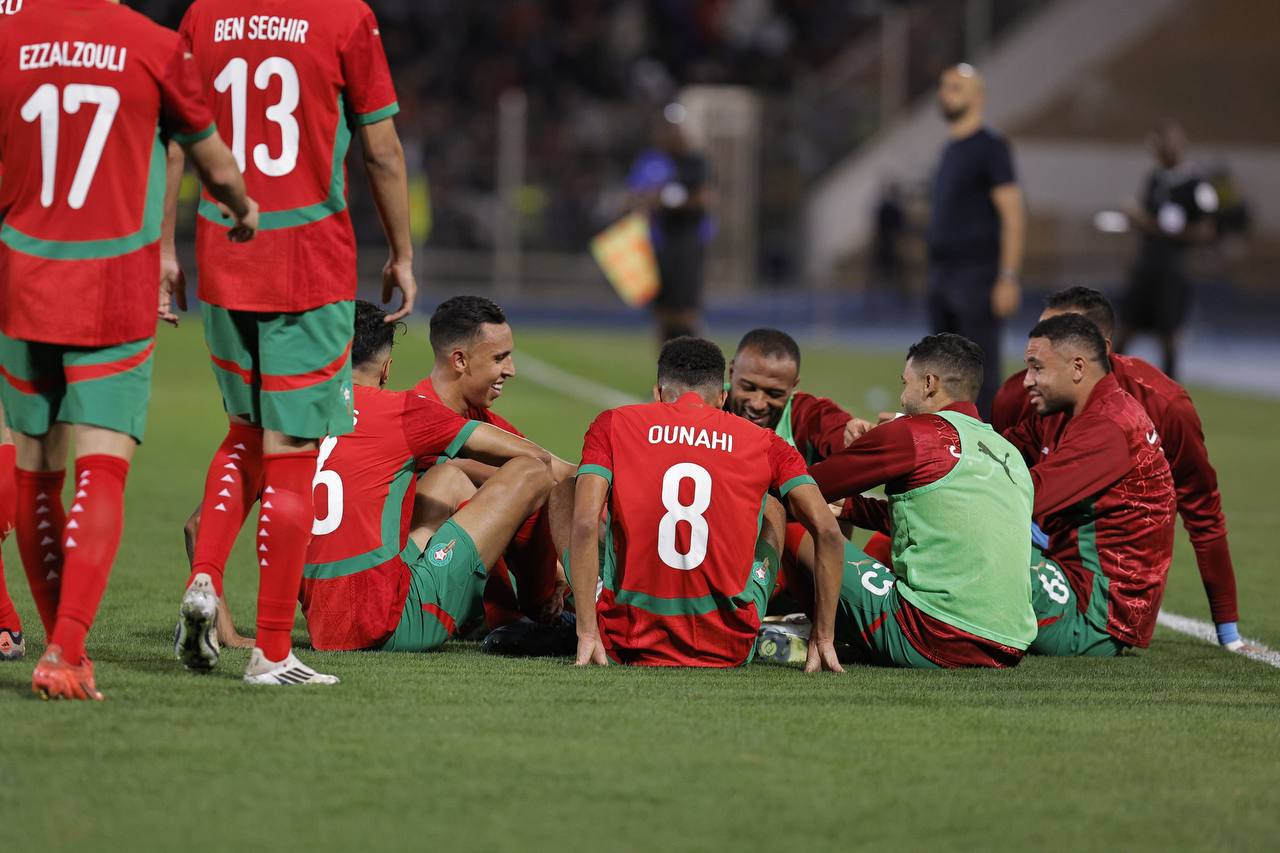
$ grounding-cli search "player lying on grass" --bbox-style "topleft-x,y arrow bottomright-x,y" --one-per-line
993,286 -> 1244,650
173,0 -> 415,687
0,0 -> 257,700
562,336 -> 845,670
299,301 -> 575,653
414,296 -> 574,645
1005,314 -> 1176,656
802,334 -> 1037,668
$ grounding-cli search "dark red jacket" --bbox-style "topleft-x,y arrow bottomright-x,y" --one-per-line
787,392 -> 853,465
1004,373 -> 1176,648
993,354 -> 1237,622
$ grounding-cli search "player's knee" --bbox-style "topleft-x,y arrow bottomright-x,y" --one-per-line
419,462 -> 475,506
503,455 -> 555,495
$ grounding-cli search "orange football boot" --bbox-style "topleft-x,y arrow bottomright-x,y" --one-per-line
31,644 -> 104,701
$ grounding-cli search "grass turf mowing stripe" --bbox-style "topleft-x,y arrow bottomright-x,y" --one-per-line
1157,610 -> 1280,669
517,346 -> 1280,669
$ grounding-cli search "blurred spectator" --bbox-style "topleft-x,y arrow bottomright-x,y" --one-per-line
1115,122 -> 1220,379
871,181 -> 908,299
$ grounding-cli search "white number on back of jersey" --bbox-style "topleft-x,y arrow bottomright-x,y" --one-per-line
312,435 -> 343,536
657,462 -> 712,570
20,83 -> 120,209
214,56 -> 300,177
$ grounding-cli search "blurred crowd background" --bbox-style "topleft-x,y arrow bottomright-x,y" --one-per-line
143,0 -> 1280,344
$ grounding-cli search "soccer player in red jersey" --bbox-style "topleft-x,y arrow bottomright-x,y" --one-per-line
568,337 -> 845,670
723,327 -> 858,602
992,286 -> 1244,649
1005,314 -> 1176,655
806,334 -> 1037,668
302,302 -> 569,653
0,0 -> 256,699
414,296 -> 574,634
171,0 -> 416,685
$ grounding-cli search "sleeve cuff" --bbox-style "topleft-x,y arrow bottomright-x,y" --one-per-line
354,102 -> 400,126
577,463 -> 612,484
779,474 -> 816,499
172,122 -> 216,145
442,420 -> 481,459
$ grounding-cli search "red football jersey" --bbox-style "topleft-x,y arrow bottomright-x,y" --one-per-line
1004,374 -> 1176,648
579,392 -> 813,667
301,384 -> 477,651
0,0 -> 214,346
995,355 -> 1237,623
179,0 -> 398,312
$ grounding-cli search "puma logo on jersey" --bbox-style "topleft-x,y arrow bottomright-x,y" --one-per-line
1146,430 -> 1159,445
948,445 -> 961,459
977,441 -> 1016,485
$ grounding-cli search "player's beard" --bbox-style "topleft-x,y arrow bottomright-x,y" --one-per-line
941,102 -> 969,123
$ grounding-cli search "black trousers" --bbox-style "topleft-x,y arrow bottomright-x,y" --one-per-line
927,259 -> 1001,419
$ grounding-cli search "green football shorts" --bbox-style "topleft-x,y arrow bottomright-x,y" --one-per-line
1028,548 -> 1128,657
202,300 -> 354,440
832,541 -> 941,669
382,519 -> 487,652
0,332 -> 154,442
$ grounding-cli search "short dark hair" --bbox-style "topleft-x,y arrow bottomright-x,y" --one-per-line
429,295 -> 507,352
352,300 -> 402,368
905,333 -> 984,401
657,336 -> 726,393
735,328 -> 801,370
1028,313 -> 1111,372
1044,286 -> 1116,339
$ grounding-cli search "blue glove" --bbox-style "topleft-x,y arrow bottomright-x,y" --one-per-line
1031,522 -> 1049,551
1216,621 -> 1242,647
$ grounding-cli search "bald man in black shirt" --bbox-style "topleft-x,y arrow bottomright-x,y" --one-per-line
926,64 -> 1026,418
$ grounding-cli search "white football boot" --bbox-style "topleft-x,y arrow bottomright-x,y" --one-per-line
175,572 -> 220,672
243,649 -> 339,686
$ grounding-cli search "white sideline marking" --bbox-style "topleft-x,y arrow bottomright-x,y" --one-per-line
518,350 -> 1280,671
1157,611 -> 1280,670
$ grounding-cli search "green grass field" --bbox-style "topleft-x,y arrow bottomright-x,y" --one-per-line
5,321 -> 1279,852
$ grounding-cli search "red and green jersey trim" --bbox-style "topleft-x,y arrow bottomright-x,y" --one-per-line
577,463 -> 612,484
171,121 -> 217,146
0,131 -> 167,261
196,95 -> 391,232
304,457 -> 415,581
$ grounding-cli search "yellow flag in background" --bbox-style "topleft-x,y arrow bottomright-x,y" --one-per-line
590,213 -> 660,307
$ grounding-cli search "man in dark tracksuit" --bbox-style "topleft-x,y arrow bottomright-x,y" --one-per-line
926,64 -> 1026,419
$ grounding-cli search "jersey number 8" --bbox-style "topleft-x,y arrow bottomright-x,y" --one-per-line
657,462 -> 711,571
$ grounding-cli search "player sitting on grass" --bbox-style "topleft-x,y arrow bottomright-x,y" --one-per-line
992,286 -> 1245,650
300,301 -> 575,653
414,296 -> 574,647
804,334 -> 1037,668
1005,314 -> 1176,656
563,336 -> 845,670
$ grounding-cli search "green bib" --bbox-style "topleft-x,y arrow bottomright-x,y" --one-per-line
888,410 -> 1037,650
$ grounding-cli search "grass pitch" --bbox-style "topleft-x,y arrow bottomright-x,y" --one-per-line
3,320 -> 1278,852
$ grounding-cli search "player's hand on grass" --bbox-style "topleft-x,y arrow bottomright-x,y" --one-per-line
804,637 -> 844,674
382,256 -> 417,323
574,631 -> 609,666
991,275 -> 1021,319
843,418 -> 876,446
214,197 -> 259,243
158,254 -> 187,327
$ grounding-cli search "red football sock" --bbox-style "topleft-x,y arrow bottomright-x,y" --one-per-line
505,507 -> 560,620
0,444 -> 21,632
187,423 -> 265,596
49,455 -> 130,665
255,450 -> 318,662
483,558 -> 523,629
15,467 -> 66,637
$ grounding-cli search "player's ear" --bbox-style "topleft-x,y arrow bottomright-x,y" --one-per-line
380,357 -> 393,388
450,347 -> 468,373
715,388 -> 727,408
652,384 -> 663,403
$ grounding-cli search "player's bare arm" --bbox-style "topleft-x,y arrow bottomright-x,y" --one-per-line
784,483 -> 845,673
991,182 -> 1024,319
458,423 -> 554,471
182,134 -> 259,242
569,472 -> 610,666
159,141 -> 187,327
358,119 -> 417,323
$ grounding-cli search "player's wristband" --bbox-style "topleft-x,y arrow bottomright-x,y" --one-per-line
1216,621 -> 1241,648
1031,522 -> 1049,551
